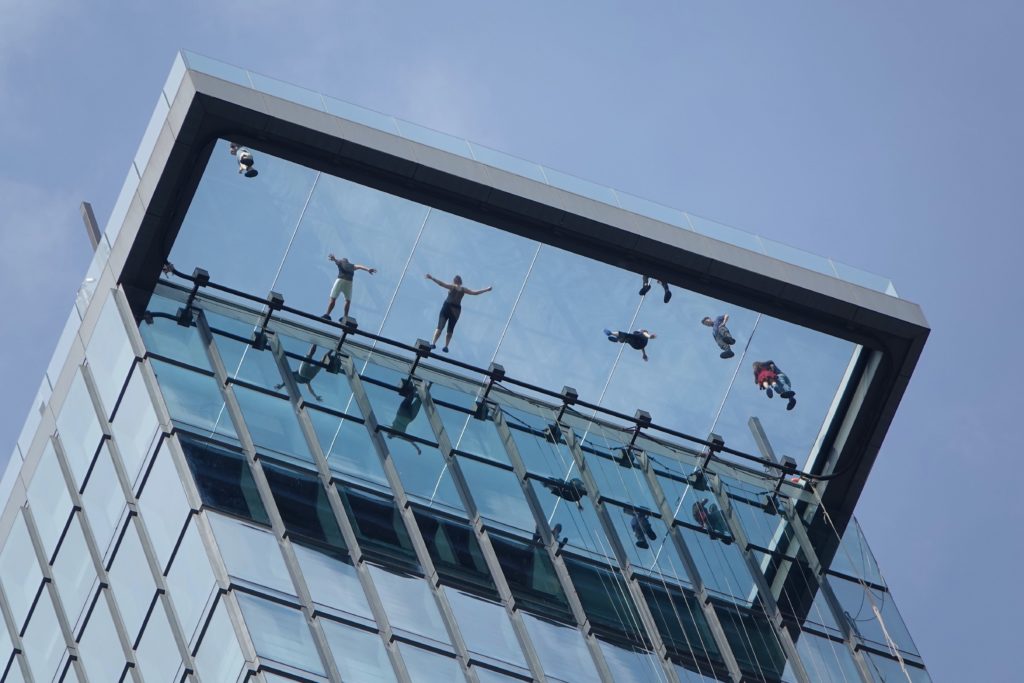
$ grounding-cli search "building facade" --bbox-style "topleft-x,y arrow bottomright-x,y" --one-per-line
0,53 -> 930,682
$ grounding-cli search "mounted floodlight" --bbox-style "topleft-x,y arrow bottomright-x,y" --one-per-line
341,316 -> 358,334
488,362 -> 506,382
415,338 -> 433,358
779,456 -> 797,473
634,409 -> 652,428
267,291 -> 284,311
560,386 -> 579,405
192,267 -> 210,287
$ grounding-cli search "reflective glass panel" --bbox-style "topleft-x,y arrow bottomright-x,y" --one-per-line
81,442 -> 127,554
829,576 -> 918,657
0,512 -> 43,629
85,294 -> 135,418
264,462 -> 344,547
232,385 -> 312,463
866,654 -> 931,683
307,410 -> 387,487
599,641 -> 667,683
794,631 -> 861,683
149,359 -> 236,441
78,592 -> 127,683
26,441 -> 72,560
55,368 -> 103,489
456,457 -> 534,532
396,643 -> 464,683
51,513 -> 97,631
139,292 -> 212,370
110,367 -> 161,486
367,564 -> 449,646
181,437 -> 269,524
446,589 -> 526,669
166,518 -> 217,644
208,513 -> 294,596
293,544 -> 371,621
108,518 -> 157,642
135,599 -> 182,682
320,619 -> 397,683
195,599 -> 244,683
22,587 -> 63,683
137,444 -> 191,571
520,613 -> 599,683
236,592 -> 325,675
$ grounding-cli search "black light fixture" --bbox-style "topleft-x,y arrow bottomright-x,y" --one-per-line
474,363 -> 505,421
176,267 -> 209,327
252,290 -> 283,350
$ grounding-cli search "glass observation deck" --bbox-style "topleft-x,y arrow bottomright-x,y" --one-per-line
133,276 -> 926,682
173,51 -> 897,298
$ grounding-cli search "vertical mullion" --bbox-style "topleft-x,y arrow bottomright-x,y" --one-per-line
195,314 -> 342,683
556,423 -> 681,683
781,498 -> 876,683
705,473 -> 811,683
268,338 -> 414,683
416,383 -> 549,682
341,361 -> 478,683
640,460 -> 745,682
490,409 -> 616,683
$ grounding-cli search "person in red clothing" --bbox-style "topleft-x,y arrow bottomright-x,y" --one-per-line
752,360 -> 796,410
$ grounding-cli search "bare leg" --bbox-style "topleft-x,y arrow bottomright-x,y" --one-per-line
324,297 -> 337,316
343,297 -> 351,317
431,328 -> 442,345
444,331 -> 454,350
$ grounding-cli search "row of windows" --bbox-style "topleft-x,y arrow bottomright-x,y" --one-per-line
132,292 -> 923,683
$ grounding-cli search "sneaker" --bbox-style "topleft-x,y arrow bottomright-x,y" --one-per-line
442,346 -> 449,353
720,350 -> 735,359
244,169 -> 259,178
766,387 -> 774,398
663,290 -> 672,303
638,284 -> 652,296
635,539 -> 649,550
429,343 -> 436,350
320,314 -> 331,320
780,390 -> 795,399
787,397 -> 797,411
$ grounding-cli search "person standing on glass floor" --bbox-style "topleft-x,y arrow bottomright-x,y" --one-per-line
604,328 -> 657,362
425,273 -> 492,353
701,313 -> 737,359
322,253 -> 377,320
228,142 -> 258,177
639,275 -> 671,303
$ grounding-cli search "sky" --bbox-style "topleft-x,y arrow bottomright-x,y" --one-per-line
1,1 -> 1021,679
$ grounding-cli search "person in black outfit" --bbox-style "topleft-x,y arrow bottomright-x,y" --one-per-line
386,392 -> 423,455
274,343 -> 331,401
604,328 -> 657,362
323,253 -> 377,320
639,276 -> 671,303
425,273 -> 492,352
630,510 -> 658,549
229,143 -> 258,177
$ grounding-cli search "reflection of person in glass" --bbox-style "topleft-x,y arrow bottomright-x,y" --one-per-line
691,499 -> 731,543
604,328 -> 657,362
544,477 -> 587,510
275,343 -> 330,402
386,392 -> 423,455
630,510 -> 658,549
425,274 -> 492,353
752,360 -> 797,410
639,275 -> 671,303
701,314 -> 737,359
323,254 -> 377,320
228,142 -> 258,177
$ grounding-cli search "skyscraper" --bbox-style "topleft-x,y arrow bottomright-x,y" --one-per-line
0,52 -> 930,682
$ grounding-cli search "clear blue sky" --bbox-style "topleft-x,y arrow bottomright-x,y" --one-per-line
2,2 -> 1020,679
